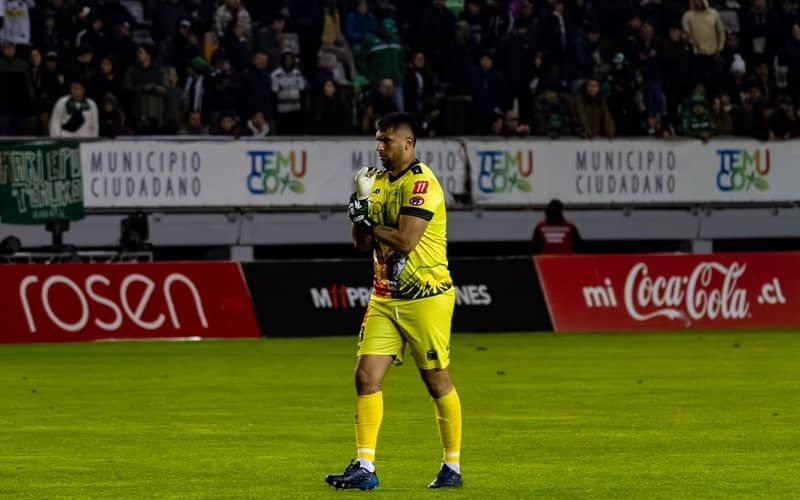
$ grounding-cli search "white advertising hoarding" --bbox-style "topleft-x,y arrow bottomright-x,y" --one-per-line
81,139 -> 468,208
466,139 -> 798,205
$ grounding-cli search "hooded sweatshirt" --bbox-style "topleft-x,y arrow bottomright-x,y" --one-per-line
682,0 -> 726,56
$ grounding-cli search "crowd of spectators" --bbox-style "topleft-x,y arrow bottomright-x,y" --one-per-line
1,0 -> 799,140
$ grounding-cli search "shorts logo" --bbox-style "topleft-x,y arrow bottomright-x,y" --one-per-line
426,349 -> 438,360
409,196 -> 425,206
412,180 -> 429,194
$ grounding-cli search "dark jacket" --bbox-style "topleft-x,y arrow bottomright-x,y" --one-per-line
239,64 -> 273,119
532,93 -> 574,137
313,94 -> 352,134
573,91 -> 616,139
0,56 -> 35,115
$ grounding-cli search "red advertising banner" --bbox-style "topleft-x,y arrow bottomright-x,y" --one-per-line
535,253 -> 800,331
0,262 -> 261,343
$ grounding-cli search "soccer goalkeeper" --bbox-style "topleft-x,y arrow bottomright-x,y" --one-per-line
325,112 -> 462,490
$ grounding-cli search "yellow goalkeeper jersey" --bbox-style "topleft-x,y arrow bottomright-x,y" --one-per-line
369,160 -> 453,300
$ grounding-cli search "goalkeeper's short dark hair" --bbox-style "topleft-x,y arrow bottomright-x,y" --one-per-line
376,112 -> 418,145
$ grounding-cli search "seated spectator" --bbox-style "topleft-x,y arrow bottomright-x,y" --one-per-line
573,78 -> 615,140
271,51 -> 308,135
731,82 -> 762,136
679,95 -> 715,142
99,93 -> 132,138
767,95 -> 800,140
361,78 -> 398,133
532,83 -> 573,138
501,110 -> 530,137
241,110 -> 271,138
643,113 -> 674,139
213,111 -> 241,136
124,44 -> 167,133
313,78 -> 352,135
49,79 -> 99,137
532,199 -> 581,255
344,0 -> 376,50
712,94 -> 734,135
179,110 -> 208,135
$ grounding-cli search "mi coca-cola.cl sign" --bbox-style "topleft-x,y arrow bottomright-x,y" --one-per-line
535,253 -> 800,331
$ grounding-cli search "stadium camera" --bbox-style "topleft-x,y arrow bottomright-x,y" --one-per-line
0,235 -> 22,256
45,218 -> 70,252
120,212 -> 150,252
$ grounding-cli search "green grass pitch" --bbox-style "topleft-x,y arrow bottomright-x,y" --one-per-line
1,331 -> 798,499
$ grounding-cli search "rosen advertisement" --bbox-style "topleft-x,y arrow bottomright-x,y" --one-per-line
535,253 -> 800,331
0,263 -> 261,343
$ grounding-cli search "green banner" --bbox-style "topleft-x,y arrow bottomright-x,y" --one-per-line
0,141 -> 85,224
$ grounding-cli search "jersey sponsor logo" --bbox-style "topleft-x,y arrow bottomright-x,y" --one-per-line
310,284 -> 371,309
409,196 -> 425,206
412,180 -> 429,194
426,349 -> 438,360
454,284 -> 492,306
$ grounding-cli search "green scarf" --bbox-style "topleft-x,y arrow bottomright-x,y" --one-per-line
62,98 -> 90,132
65,98 -> 90,116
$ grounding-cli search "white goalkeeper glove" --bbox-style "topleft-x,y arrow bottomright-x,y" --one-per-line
354,166 -> 379,200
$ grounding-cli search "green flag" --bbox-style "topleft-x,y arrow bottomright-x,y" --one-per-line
0,141 -> 85,224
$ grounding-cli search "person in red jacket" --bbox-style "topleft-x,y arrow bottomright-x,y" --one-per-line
532,199 -> 581,254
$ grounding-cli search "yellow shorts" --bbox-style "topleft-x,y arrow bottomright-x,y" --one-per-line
357,288 -> 455,370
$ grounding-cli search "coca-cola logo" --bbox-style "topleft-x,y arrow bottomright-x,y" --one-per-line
582,261 -> 786,324
19,273 -> 208,334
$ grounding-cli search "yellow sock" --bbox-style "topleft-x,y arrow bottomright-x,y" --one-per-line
434,388 -> 462,467
355,391 -> 383,464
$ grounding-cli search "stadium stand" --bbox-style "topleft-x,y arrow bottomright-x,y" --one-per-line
0,0 -> 797,139
2,0 -> 799,260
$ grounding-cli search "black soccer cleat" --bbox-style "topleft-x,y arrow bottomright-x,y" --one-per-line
325,459 -> 379,490
428,464 -> 463,489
